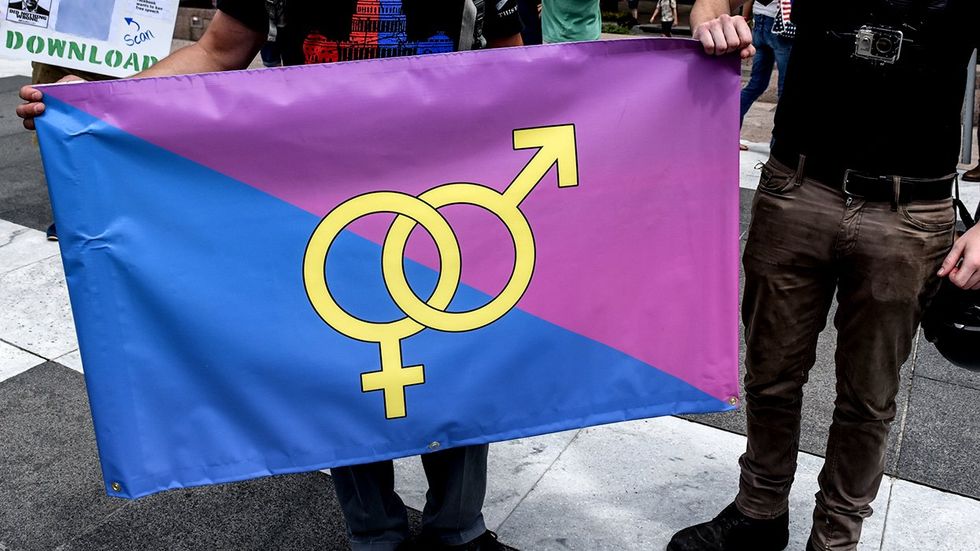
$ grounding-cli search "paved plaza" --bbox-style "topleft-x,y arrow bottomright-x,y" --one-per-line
2,49 -> 980,550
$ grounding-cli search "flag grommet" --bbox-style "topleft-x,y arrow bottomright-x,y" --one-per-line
728,397 -> 739,406
428,441 -> 441,450
110,482 -> 121,492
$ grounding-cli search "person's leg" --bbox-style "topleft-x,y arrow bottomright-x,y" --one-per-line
771,34 -> 794,99
627,0 -> 639,22
418,444 -> 490,547
662,20 -> 673,38
740,16 -> 777,127
668,159 -> 840,551
331,461 -> 410,551
736,161 -> 840,519
811,198 -> 954,550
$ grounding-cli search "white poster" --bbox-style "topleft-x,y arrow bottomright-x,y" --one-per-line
1,0 -> 179,77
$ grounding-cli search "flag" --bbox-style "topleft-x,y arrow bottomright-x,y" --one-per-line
35,39 -> 741,499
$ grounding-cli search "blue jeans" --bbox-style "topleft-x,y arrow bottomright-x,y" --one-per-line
740,15 -> 794,127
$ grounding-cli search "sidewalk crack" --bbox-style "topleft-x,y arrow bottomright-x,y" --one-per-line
890,330 -> 920,474
54,501 -> 135,551
495,429 -> 583,534
877,477 -> 897,551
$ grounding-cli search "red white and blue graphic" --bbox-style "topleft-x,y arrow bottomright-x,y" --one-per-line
35,39 -> 741,499
303,0 -> 454,64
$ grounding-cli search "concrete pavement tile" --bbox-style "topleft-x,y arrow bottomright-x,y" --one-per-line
0,362 -> 125,551
54,349 -> 83,373
957,178 -> 979,213
0,219 -> 58,275
913,332 -> 980,392
880,479 -> 980,551
738,146 -> 769,191
394,429 -> 580,532
0,130 -> 51,232
739,188 -> 754,236
0,255 -> 77,359
895,377 -> 980,499
0,74 -> 30,91
0,76 -> 32,136
62,473 -> 357,551
0,339 -> 45,382
0,362 -> 93,486
494,416 -> 886,551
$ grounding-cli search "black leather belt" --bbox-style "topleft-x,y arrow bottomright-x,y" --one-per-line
841,170 -> 955,203
772,152 -> 955,205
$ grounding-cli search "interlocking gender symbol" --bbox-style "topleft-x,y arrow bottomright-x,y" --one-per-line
303,125 -> 579,419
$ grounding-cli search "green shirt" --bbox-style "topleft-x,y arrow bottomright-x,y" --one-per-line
541,0 -> 601,43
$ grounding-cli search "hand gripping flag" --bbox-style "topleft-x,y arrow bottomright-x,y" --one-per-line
35,39 -> 740,499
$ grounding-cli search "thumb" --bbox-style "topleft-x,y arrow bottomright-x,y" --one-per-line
938,238 -> 966,277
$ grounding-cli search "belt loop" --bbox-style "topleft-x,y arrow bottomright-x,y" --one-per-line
792,154 -> 807,186
891,175 -> 901,211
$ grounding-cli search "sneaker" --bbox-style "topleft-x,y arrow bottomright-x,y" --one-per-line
666,502 -> 789,551
46,223 -> 58,242
417,530 -> 505,551
964,165 -> 980,182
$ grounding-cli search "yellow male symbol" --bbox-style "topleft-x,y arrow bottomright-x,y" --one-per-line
303,124 -> 579,419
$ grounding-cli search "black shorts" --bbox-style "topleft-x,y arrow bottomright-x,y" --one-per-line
662,20 -> 674,33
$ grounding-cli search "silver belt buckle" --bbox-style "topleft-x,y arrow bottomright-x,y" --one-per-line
841,169 -> 864,199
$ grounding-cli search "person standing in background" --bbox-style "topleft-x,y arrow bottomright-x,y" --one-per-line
518,0 -> 544,45
541,0 -> 601,43
650,0 -> 678,37
738,0 -> 793,151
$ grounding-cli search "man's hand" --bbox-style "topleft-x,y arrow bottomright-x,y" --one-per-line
939,225 -> 980,290
693,14 -> 755,58
16,75 -> 84,131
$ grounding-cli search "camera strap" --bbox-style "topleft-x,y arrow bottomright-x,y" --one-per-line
953,177 -> 978,230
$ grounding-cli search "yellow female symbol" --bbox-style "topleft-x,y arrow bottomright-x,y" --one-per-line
303,192 -> 463,419
303,124 -> 578,419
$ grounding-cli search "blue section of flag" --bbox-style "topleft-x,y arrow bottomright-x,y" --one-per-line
37,97 -> 730,499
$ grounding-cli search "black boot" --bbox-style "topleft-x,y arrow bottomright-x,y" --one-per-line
667,502 -> 789,551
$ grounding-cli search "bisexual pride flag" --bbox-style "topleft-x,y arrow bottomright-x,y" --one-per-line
36,39 -> 740,499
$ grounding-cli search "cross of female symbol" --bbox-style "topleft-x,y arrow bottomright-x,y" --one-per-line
303,124 -> 579,419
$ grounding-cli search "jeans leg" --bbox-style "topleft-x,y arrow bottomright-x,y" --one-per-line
811,200 -> 954,550
740,17 -> 776,126
331,461 -> 410,551
772,35 -> 794,99
736,160 -> 839,518
419,444 -> 489,546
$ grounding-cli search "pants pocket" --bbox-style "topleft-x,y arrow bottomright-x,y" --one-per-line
899,199 -> 955,232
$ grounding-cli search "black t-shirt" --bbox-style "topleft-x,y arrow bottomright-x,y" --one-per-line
772,0 -> 980,178
218,0 -> 522,66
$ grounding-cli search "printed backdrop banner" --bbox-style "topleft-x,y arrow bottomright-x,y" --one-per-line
1,0 -> 177,77
36,39 -> 741,499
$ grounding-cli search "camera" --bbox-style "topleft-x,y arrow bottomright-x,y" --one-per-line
854,26 -> 904,64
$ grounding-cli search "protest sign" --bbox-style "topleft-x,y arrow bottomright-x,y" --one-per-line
2,0 -> 177,77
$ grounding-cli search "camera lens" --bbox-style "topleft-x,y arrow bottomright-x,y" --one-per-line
876,37 -> 893,53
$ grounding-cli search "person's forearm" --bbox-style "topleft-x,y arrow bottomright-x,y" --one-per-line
137,11 -> 264,78
691,0 -> 743,29
136,42 -> 239,78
